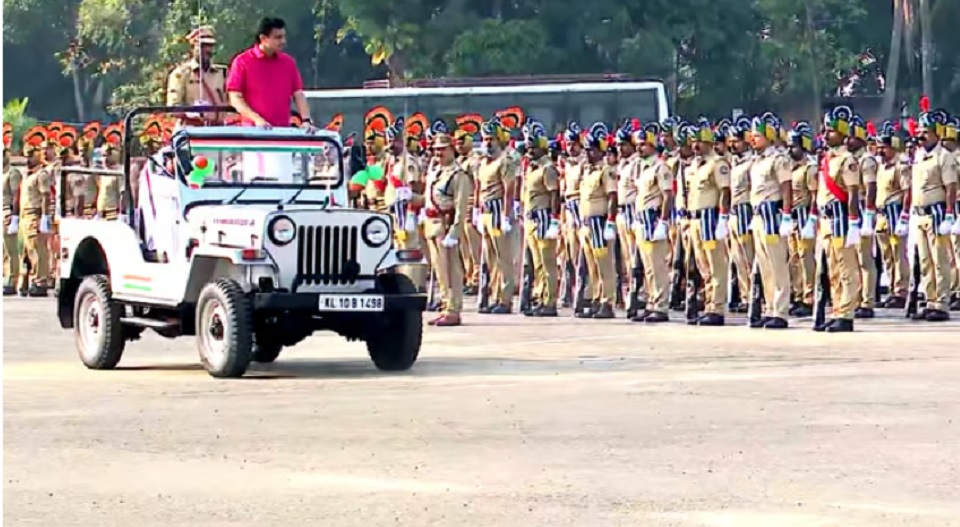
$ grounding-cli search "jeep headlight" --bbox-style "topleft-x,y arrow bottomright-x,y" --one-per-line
268,216 -> 296,245
362,217 -> 391,247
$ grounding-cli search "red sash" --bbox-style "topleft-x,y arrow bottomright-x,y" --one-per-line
820,153 -> 849,203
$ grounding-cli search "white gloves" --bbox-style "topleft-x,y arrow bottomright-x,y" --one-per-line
845,218 -> 861,247
952,216 -> 960,235
441,232 -> 458,248
861,210 -> 876,236
715,214 -> 729,240
395,186 -> 413,202
6,215 -> 18,235
471,207 -> 481,227
779,213 -> 795,237
544,217 -> 560,240
418,209 -> 427,226
894,213 -> 910,237
652,220 -> 669,241
40,215 -> 51,234
500,215 -> 513,233
801,214 -> 817,240
603,218 -> 617,241
938,213 -> 955,236
404,211 -> 417,232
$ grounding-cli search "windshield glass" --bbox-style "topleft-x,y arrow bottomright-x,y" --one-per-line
178,136 -> 343,188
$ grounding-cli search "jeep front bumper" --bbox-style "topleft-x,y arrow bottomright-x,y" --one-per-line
252,292 -> 427,312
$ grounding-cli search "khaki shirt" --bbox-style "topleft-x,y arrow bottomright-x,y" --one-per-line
3,167 -> 22,215
730,153 -> 754,206
635,156 -> 674,211
19,167 -> 52,214
166,60 -> 228,107
688,151 -> 731,210
876,159 -> 910,207
523,157 -> 559,212
790,158 -> 818,209
97,167 -> 124,213
816,146 -> 861,207
578,162 -> 616,218
910,144 -> 959,207
748,148 -> 791,205
561,155 -> 585,199
477,150 -> 517,202
858,151 -> 879,186
424,160 -> 470,240
458,152 -> 481,207
383,151 -> 423,207
68,172 -> 99,213
617,154 -> 640,205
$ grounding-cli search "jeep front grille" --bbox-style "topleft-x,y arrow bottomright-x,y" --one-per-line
296,225 -> 360,285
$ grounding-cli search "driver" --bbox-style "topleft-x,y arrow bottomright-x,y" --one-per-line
137,144 -> 180,262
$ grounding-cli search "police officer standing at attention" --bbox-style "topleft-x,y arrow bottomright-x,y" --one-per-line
3,127 -> 22,295
848,116 -> 880,318
521,120 -> 562,317
18,129 -> 54,297
167,26 -> 227,124
909,105 -> 958,321
383,117 -> 426,291
476,118 -> 519,314
726,116 -> 755,312
423,133 -> 471,327
687,118 -> 732,326
874,121 -> 912,309
577,123 -> 619,319
747,114 -> 796,329
814,107 -> 864,333
786,120 -> 819,317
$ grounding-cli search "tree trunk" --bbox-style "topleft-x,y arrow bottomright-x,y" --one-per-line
71,60 -> 87,121
882,0 -> 905,118
919,0 -> 933,98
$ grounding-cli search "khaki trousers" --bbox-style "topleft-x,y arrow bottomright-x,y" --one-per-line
481,214 -> 516,306
524,221 -> 559,308
18,212 -> 48,287
3,215 -> 19,286
818,219 -> 861,320
426,235 -> 465,315
857,236 -> 878,308
914,216 -> 952,311
638,238 -> 671,313
580,228 -> 617,305
461,221 -> 482,287
753,225 -> 791,319
728,222 -> 755,305
788,232 -> 816,305
876,230 -> 909,298
689,220 -> 728,314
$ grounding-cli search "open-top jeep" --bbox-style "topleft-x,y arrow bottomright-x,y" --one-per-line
56,106 -> 426,378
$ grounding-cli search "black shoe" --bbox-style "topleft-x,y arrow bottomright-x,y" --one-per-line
925,309 -> 950,322
730,304 -> 749,314
592,303 -> 615,319
643,311 -> 669,323
791,304 -> 812,317
2,285 -> 15,296
18,288 -> 28,297
813,318 -> 833,332
463,285 -> 479,296
750,316 -> 771,329
854,307 -> 875,319
670,301 -> 685,312
574,309 -> 593,319
478,305 -> 493,314
826,318 -> 854,332
911,308 -> 930,321
949,298 -> 960,312
788,304 -> 799,316
764,317 -> 789,329
629,309 -> 650,322
698,313 -> 725,326
560,300 -> 572,308
490,304 -> 512,315
883,296 -> 906,309
27,285 -> 48,297
534,306 -> 558,317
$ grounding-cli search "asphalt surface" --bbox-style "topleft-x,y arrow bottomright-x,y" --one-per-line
3,296 -> 960,526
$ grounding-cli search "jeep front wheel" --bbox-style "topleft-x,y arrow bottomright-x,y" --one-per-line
196,279 -> 253,378
365,274 -> 423,371
74,275 -> 125,370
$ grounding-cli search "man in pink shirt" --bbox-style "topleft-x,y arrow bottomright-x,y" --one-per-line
226,17 -> 314,129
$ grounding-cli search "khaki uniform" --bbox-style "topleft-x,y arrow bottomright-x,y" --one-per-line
364,152 -> 388,213
634,156 -> 674,313
729,153 -> 755,306
687,151 -> 731,314
816,146 -> 862,320
166,59 -> 228,120
875,159 -> 910,299
857,152 -> 880,309
97,165 -> 124,220
952,150 -> 960,296
18,166 -> 53,288
3,167 -> 22,286
477,150 -> 519,307
423,160 -> 471,315
68,171 -> 98,217
788,158 -> 818,305
616,154 -> 641,290
561,155 -> 586,281
384,151 -> 425,289
522,156 -> 560,309
910,145 -> 958,311
749,147 -> 794,319
578,161 -> 618,306
458,152 -> 482,288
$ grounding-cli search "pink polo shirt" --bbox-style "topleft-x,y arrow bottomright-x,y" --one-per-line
226,46 -> 304,127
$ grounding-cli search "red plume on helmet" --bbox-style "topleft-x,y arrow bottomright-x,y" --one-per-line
866,121 -> 877,137
919,95 -> 930,113
906,118 -> 917,137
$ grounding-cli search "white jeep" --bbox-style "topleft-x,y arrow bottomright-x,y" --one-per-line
56,115 -> 426,378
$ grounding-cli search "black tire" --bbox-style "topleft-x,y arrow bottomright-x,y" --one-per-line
74,275 -> 125,370
252,337 -> 283,363
195,278 -> 253,378
365,274 -> 423,371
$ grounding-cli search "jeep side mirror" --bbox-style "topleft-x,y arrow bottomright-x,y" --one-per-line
348,144 -> 367,177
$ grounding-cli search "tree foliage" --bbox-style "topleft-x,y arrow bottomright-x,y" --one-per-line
4,0 -> 959,121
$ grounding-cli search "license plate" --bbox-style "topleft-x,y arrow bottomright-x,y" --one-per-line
317,294 -> 384,312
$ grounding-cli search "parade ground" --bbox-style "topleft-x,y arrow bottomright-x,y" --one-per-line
3,296 -> 959,527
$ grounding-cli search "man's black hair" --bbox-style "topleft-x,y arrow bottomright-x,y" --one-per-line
253,17 -> 285,45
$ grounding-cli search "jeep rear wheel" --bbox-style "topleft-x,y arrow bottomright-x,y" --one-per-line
74,275 -> 125,370
365,274 -> 423,371
196,279 -> 253,378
